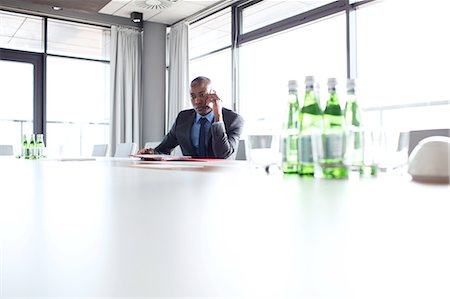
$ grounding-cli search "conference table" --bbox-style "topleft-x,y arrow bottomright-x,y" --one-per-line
0,157 -> 449,299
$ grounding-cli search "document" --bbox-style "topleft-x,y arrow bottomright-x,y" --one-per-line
130,154 -> 197,161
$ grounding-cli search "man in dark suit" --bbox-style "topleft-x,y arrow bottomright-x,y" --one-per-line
138,76 -> 244,159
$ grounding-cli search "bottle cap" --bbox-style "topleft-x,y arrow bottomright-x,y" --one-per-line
327,78 -> 337,88
288,80 -> 298,90
347,78 -> 356,90
305,76 -> 315,86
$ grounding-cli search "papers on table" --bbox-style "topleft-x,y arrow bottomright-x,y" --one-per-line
129,154 -> 198,161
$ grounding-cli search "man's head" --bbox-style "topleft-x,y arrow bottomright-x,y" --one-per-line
190,76 -> 212,116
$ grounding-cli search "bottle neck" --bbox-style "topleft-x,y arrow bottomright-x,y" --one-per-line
304,85 -> 318,106
327,87 -> 339,105
288,89 -> 299,104
346,90 -> 356,103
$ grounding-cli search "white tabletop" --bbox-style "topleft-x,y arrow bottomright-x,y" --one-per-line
0,157 -> 449,298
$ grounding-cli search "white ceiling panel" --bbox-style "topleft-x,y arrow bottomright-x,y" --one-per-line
99,0 -> 130,14
7,0 -> 226,26
149,11 -> 187,25
99,0 -> 223,25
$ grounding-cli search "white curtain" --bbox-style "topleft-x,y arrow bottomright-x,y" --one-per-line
168,21 -> 189,130
110,26 -> 143,156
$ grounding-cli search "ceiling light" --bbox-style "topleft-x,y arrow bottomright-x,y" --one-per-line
52,6 -> 62,11
131,11 -> 143,23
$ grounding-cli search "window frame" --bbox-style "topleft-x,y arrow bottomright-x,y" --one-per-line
0,9 -> 111,148
0,48 -> 45,136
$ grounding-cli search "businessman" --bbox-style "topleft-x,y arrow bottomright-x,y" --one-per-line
138,76 -> 244,159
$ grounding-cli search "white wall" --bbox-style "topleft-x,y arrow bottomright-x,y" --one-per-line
142,21 -> 167,144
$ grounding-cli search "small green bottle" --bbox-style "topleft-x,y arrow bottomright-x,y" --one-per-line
282,80 -> 300,174
36,134 -> 45,158
29,133 -> 36,159
22,134 -> 29,159
322,78 -> 348,179
344,79 -> 364,171
298,76 -> 323,176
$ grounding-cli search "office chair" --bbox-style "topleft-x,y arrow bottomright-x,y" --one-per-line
114,142 -> 137,157
235,139 -> 247,160
0,144 -> 14,156
92,144 -> 108,157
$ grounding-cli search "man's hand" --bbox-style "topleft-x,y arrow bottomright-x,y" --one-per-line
137,148 -> 155,155
206,90 -> 223,122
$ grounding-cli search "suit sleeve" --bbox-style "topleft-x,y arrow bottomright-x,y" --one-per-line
154,116 -> 179,155
210,113 -> 244,159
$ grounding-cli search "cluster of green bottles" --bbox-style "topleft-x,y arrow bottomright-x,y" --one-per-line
20,133 -> 45,159
281,76 -> 363,179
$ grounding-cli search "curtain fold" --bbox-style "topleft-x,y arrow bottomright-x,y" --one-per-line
168,22 -> 189,130
110,26 -> 143,156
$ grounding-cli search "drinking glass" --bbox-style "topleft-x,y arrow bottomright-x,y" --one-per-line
245,133 -> 281,170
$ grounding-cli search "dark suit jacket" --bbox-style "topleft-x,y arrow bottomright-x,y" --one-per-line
155,108 -> 244,159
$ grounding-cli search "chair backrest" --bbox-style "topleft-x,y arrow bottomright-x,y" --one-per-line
409,128 -> 450,156
92,144 -> 108,157
0,144 -> 14,156
144,141 -> 160,149
235,139 -> 247,160
114,142 -> 137,157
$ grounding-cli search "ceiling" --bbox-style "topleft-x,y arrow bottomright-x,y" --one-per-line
13,0 -> 224,25
100,0 -> 224,25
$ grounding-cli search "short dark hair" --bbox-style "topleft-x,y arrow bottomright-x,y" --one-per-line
191,76 -> 211,86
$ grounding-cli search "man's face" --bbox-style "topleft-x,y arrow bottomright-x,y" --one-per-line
190,81 -> 212,116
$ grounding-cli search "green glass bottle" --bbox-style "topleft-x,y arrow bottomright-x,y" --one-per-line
22,134 -> 29,159
344,79 -> 372,175
36,134 -> 45,158
298,76 -> 323,176
29,133 -> 36,159
282,80 -> 300,174
321,78 -> 348,179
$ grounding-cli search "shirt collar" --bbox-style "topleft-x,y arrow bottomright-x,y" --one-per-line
195,111 -> 214,124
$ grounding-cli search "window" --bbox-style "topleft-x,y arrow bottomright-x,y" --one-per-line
189,49 -> 232,110
242,0 -> 336,34
46,56 -> 110,156
0,60 -> 34,153
47,19 -> 110,60
190,0 -> 449,134
356,0 -> 450,130
0,11 -> 110,157
0,10 -> 43,52
45,20 -> 110,157
189,8 -> 231,59
239,13 -> 346,133
189,8 -> 232,110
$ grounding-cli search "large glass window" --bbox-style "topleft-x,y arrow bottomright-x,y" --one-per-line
0,10 -> 43,52
188,8 -> 232,111
47,19 -> 110,60
242,0 -> 335,34
46,19 -> 110,156
46,56 -> 110,156
189,8 -> 231,59
189,49 -> 232,110
356,0 -> 450,130
239,13 -> 346,133
0,60 -> 34,153
187,0 -> 450,134
1,12 -> 110,157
